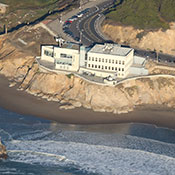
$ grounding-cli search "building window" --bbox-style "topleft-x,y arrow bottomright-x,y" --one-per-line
95,65 -> 97,68
92,57 -> 94,61
60,53 -> 72,58
99,58 -> 101,62
102,58 -> 104,62
119,60 -> 121,64
122,61 -> 125,65
98,65 -> 100,69
109,59 -> 111,63
112,60 -> 114,64
88,64 -> 91,68
105,59 -> 108,63
102,65 -> 104,69
108,66 -> 111,70
44,50 -> 53,57
105,66 -> 107,70
95,57 -> 98,61
112,67 -> 114,70
122,68 -> 124,71
116,60 -> 118,64
119,68 -> 121,71
92,64 -> 94,68
89,57 -> 91,61
115,67 -> 117,71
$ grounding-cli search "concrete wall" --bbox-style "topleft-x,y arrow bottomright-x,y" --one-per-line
129,67 -> 148,75
41,46 -> 54,63
54,47 -> 80,72
133,56 -> 146,65
125,49 -> 134,77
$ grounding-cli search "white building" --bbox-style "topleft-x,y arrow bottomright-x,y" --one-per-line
39,42 -> 147,80
84,43 -> 134,78
41,43 -> 80,72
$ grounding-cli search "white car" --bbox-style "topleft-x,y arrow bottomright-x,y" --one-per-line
77,13 -> 83,18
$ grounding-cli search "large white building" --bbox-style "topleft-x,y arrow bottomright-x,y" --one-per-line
39,42 -> 147,80
84,44 -> 134,78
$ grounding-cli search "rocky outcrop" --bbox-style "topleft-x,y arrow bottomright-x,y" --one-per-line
102,22 -> 175,55
0,140 -> 7,159
1,35 -> 175,114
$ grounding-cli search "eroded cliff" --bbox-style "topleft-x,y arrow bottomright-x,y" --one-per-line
102,21 -> 175,55
1,35 -> 175,114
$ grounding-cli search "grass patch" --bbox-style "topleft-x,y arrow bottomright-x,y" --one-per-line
0,0 -> 75,33
66,73 -> 74,79
106,0 -> 175,30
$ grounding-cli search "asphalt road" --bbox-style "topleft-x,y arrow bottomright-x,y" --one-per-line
66,0 -> 175,63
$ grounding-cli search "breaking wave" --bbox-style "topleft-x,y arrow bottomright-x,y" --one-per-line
1,107 -> 175,174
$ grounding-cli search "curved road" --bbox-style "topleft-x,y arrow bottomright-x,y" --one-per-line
70,0 -> 114,46
68,0 -> 175,62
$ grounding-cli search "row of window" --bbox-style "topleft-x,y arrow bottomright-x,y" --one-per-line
56,61 -> 72,66
60,53 -> 72,59
44,50 -> 53,57
88,57 -> 125,65
88,64 -> 124,71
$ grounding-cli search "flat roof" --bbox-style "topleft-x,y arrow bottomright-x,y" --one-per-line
42,42 -> 80,50
89,44 -> 133,56
61,42 -> 79,50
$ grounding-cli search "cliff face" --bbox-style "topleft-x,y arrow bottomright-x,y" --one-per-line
0,140 -> 7,159
1,35 -> 175,114
102,22 -> 175,55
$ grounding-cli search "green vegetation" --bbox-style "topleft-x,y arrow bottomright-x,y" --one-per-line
106,0 -> 175,30
0,0 -> 75,33
0,0 -> 58,9
66,73 -> 74,79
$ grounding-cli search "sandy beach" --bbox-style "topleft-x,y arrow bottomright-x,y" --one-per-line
0,75 -> 175,129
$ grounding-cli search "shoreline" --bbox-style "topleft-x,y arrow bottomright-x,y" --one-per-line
0,75 -> 175,129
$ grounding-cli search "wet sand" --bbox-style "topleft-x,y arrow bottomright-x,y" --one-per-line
0,75 -> 175,129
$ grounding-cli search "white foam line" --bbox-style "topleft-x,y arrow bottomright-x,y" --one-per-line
8,150 -> 67,162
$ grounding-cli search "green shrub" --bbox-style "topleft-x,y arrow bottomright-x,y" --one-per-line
106,0 -> 173,30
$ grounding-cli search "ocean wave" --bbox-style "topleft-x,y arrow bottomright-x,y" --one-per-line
6,141 -> 175,175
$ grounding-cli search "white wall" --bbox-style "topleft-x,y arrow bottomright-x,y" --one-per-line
41,46 -> 54,63
86,49 -> 134,78
133,56 -> 146,65
54,47 -> 80,72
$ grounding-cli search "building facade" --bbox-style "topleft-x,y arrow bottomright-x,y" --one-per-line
85,44 -> 134,78
40,43 -> 138,79
41,44 -> 80,72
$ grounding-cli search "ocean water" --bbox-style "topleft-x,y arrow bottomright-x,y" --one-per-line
1,107 -> 175,174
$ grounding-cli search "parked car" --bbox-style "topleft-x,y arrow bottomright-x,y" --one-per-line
74,37 -> 80,42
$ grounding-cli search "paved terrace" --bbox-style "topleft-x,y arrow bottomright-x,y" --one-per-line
36,57 -> 147,86
36,57 -> 106,85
